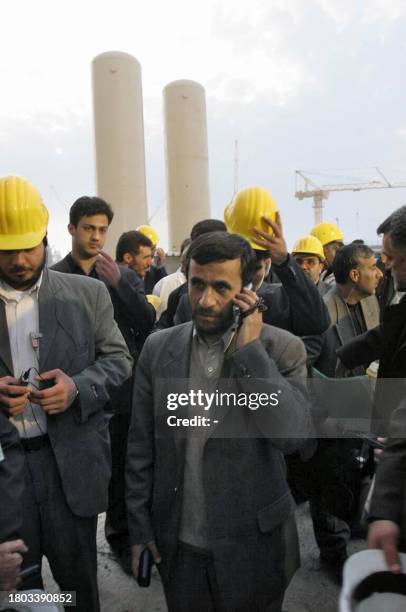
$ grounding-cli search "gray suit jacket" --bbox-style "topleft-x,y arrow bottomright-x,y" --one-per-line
126,322 -> 310,608
325,286 -> 380,331
0,412 -> 24,541
0,268 -> 133,517
313,287 -> 380,377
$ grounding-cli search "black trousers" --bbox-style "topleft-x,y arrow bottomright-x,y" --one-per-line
309,497 -> 350,559
160,543 -> 283,612
19,441 -> 99,612
104,412 -> 131,550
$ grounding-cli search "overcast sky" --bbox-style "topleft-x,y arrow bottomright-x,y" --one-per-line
1,0 -> 406,255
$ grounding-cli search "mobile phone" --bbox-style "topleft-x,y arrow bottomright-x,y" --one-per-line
137,548 -> 153,587
19,564 -> 40,580
233,283 -> 254,328
38,378 -> 55,391
353,433 -> 385,450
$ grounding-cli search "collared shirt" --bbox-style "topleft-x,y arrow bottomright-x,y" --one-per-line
0,274 -> 46,438
179,325 -> 235,550
60,252 -> 98,278
192,326 -> 235,378
152,268 -> 186,319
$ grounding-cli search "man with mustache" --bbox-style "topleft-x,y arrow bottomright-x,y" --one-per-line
0,176 -> 132,610
126,231 -> 311,612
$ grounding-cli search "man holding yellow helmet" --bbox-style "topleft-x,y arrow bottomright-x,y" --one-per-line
224,186 -> 330,337
136,225 -> 168,293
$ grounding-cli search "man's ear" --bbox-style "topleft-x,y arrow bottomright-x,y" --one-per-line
68,223 -> 75,237
122,252 -> 133,265
349,268 -> 359,283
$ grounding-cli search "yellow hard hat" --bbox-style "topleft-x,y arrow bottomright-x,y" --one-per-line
146,294 -> 161,311
0,176 -> 49,250
310,222 -> 344,246
224,186 -> 278,251
136,225 -> 159,246
292,235 -> 325,261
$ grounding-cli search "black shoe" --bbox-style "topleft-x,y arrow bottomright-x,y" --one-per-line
320,552 -> 348,585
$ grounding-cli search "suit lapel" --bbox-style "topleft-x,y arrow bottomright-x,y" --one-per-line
161,323 -> 193,378
360,296 -> 379,330
38,269 -> 60,371
334,288 -> 348,323
0,300 -> 13,375
160,324 -> 193,459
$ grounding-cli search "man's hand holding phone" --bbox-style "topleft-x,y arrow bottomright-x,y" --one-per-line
29,369 -> 77,415
131,541 -> 161,585
0,377 -> 30,417
0,539 -> 28,591
233,287 -> 263,349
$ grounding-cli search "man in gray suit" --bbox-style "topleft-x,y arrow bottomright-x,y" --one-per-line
312,243 -> 381,377
0,176 -> 132,611
126,232 -> 310,612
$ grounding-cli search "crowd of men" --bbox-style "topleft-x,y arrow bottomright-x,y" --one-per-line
0,177 -> 406,612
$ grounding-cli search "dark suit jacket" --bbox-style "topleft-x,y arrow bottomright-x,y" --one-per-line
0,413 -> 24,542
52,255 -> 155,415
368,400 -> 406,533
337,295 -> 406,434
0,268 -> 133,517
144,266 -> 167,294
52,254 -> 155,359
155,282 -> 188,330
126,322 -> 310,608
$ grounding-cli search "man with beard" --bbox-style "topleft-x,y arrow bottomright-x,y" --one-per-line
126,232 -> 311,612
0,176 -> 132,610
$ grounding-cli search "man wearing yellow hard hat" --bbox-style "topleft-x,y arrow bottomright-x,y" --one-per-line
311,221 -> 345,285
223,186 -> 330,337
292,234 -> 331,296
0,176 -> 132,610
136,225 -> 168,293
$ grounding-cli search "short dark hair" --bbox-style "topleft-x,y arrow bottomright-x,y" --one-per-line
190,219 -> 227,241
333,243 -> 374,284
180,238 -> 192,254
185,231 -> 256,287
253,249 -> 270,262
377,205 -> 406,255
116,230 -> 152,262
69,196 -> 114,226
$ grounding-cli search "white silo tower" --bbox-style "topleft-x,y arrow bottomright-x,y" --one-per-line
163,80 -> 211,253
92,51 -> 148,255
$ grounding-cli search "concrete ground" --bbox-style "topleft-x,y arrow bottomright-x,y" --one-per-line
43,503 -> 365,612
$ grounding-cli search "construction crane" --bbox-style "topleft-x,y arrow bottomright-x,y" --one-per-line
295,167 -> 406,225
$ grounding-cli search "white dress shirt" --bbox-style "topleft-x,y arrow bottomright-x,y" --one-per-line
0,274 -> 47,438
152,268 -> 186,319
